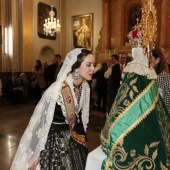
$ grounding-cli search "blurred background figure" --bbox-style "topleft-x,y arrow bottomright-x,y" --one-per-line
16,73 -> 30,103
3,72 -> 22,105
150,46 -> 170,114
32,60 -> 47,102
105,54 -> 121,113
47,54 -> 63,86
93,62 -> 108,113
159,47 -> 170,75
119,53 -> 128,75
43,61 -> 49,87
91,63 -> 102,110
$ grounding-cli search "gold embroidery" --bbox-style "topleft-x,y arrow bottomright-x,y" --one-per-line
130,76 -> 138,86
104,140 -> 168,170
127,72 -> 135,78
129,90 -> 134,100
109,90 -> 159,157
113,83 -> 129,106
101,79 -> 156,146
123,99 -> 131,107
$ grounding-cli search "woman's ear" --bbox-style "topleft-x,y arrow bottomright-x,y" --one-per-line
156,57 -> 160,65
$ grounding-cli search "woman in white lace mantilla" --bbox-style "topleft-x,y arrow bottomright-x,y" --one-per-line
10,48 -> 95,170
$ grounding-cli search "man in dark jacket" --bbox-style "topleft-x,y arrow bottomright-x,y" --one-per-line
105,54 -> 121,113
46,54 -> 63,85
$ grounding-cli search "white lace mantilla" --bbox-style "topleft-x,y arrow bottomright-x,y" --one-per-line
123,47 -> 157,79
10,48 -> 90,170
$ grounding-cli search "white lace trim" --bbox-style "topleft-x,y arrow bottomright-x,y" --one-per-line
123,47 -> 157,79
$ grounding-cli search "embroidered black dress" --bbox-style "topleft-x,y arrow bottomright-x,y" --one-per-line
39,103 -> 88,170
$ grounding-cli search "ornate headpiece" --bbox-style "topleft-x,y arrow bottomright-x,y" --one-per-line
124,0 -> 158,80
127,19 -> 142,47
128,0 -> 157,53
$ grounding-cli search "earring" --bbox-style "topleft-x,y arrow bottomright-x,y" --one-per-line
74,69 -> 80,80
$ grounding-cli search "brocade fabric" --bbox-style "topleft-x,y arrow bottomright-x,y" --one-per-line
101,73 -> 170,170
40,129 -> 88,170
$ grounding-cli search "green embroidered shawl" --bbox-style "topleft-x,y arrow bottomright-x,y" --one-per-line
101,73 -> 170,170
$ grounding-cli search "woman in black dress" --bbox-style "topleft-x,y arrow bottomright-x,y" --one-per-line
11,48 -> 95,170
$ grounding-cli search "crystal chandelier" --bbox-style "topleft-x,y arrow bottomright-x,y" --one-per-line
43,6 -> 61,36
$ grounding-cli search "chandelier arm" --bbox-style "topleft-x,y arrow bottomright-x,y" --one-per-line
43,5 -> 61,36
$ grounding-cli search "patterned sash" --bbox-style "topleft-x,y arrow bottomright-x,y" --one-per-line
61,82 -> 86,145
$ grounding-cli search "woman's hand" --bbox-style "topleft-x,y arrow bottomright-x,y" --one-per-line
28,159 -> 39,170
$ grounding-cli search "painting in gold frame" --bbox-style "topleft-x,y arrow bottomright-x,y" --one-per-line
72,13 -> 93,50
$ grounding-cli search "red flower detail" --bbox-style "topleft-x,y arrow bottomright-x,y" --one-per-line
132,29 -> 139,39
66,96 -> 71,104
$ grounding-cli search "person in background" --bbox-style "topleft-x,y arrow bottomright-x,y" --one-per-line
42,61 -> 49,87
150,46 -> 170,114
91,63 -> 102,109
119,53 -> 127,75
3,72 -> 22,104
105,54 -> 121,113
159,47 -> 170,75
93,62 -> 108,113
32,60 -> 47,101
16,73 -> 29,102
47,54 -> 63,86
10,48 -> 95,170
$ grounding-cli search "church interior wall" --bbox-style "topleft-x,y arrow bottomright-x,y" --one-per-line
33,0 -> 61,69
0,0 -> 169,81
95,0 -> 170,63
65,0 -> 102,55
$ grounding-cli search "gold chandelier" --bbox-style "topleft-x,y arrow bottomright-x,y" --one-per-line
43,6 -> 61,36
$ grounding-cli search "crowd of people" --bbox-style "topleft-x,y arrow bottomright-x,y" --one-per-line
1,53 -> 63,105
91,53 -> 129,113
2,48 -> 169,115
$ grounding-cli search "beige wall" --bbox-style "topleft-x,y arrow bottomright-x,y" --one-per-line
65,0 -> 102,55
0,0 -> 62,72
33,0 -> 61,66
0,0 -> 102,71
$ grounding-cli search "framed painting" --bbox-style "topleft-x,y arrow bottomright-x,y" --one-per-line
38,2 -> 57,40
72,13 -> 93,50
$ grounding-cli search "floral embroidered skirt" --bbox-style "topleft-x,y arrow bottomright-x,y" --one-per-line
40,128 -> 88,170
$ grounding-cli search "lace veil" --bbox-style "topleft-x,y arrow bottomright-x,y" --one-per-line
123,47 -> 157,79
124,4 -> 158,80
10,48 -> 90,170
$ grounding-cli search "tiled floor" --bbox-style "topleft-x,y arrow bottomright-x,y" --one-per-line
0,100 -> 106,170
